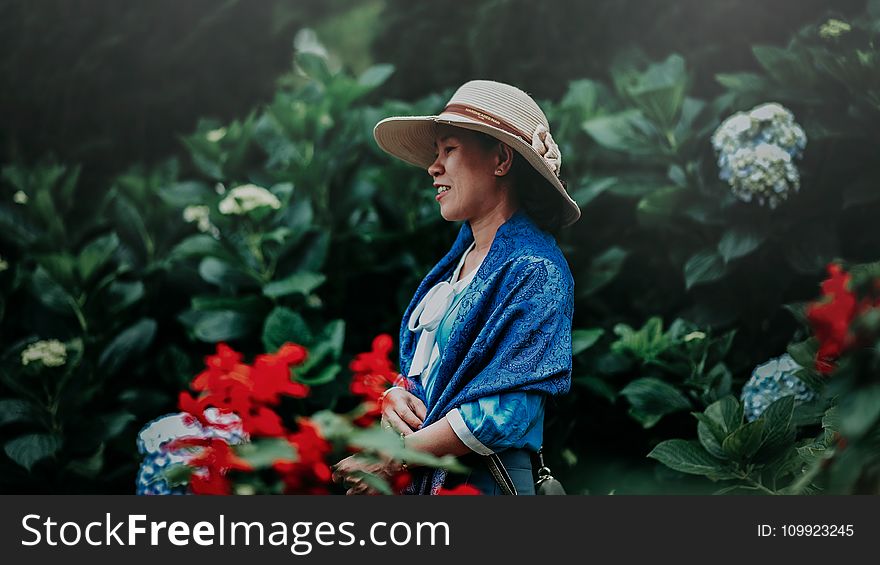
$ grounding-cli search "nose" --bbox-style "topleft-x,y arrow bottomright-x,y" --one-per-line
427,155 -> 443,177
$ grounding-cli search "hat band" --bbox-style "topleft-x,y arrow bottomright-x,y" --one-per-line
441,103 -> 531,144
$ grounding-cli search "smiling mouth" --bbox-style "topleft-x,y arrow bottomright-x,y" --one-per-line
436,185 -> 451,194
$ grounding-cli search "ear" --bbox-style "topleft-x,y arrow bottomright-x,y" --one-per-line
493,143 -> 514,176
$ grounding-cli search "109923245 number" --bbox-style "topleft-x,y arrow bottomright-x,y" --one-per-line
780,524 -> 854,536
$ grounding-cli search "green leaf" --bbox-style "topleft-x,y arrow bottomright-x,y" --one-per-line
98,318 -> 157,376
838,384 -> 880,438
357,64 -> 395,90
636,185 -> 686,226
684,250 -> 727,290
624,54 -> 688,128
193,311 -> 255,342
158,181 -> 213,208
572,328 -> 604,355
78,233 -> 120,283
694,413 -> 727,459
100,411 -> 136,440
104,281 -> 145,314
190,294 -> 264,313
169,235 -> 232,262
348,428 -> 467,473
0,399 -> 39,427
347,470 -> 394,495
297,364 -> 341,386
752,45 -> 805,85
714,72 -> 767,93
717,225 -> 766,263
199,257 -> 258,288
611,317 -> 671,362
236,438 -> 297,470
583,110 -> 656,155
721,419 -> 765,461
580,246 -> 628,296
620,377 -> 692,429
30,266 -> 76,315
647,439 -> 733,479
754,396 -> 796,462
570,177 -> 615,207
786,339 -> 817,372
113,196 -> 150,259
704,396 -> 743,436
66,444 -> 105,478
263,272 -> 326,299
4,433 -> 61,471
262,307 -> 312,352
296,52 -> 332,82
573,375 -> 617,403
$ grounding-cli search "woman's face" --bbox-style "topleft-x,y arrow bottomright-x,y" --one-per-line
427,125 -> 508,222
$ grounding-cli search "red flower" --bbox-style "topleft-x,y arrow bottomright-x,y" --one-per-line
807,264 -> 858,374
251,353 -> 310,404
167,437 -> 251,496
436,484 -> 482,495
349,334 -> 401,426
180,342 -> 311,438
274,418 -> 334,494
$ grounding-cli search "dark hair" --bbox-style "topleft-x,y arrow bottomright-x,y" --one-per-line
473,131 -> 567,234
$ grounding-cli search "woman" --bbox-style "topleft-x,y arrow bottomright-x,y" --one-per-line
333,80 -> 580,495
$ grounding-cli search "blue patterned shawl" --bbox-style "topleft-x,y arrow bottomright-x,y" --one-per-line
398,210 -> 574,494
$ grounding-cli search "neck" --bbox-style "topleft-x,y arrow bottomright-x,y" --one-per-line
469,202 -> 518,254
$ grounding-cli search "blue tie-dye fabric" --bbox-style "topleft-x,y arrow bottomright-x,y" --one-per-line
399,210 -> 574,495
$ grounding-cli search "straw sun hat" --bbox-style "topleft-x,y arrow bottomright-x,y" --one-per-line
373,79 -> 581,226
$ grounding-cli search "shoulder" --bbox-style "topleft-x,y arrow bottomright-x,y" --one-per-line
504,241 -> 573,290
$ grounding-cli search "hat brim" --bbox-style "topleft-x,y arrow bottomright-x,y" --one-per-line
373,113 -> 581,226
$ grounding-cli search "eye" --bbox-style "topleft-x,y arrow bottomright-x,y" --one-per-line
445,146 -> 456,154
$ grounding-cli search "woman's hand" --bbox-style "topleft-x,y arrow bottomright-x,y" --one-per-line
331,454 -> 403,495
381,387 -> 427,435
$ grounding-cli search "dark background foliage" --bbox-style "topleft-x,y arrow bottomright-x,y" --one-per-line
2,0 -> 876,494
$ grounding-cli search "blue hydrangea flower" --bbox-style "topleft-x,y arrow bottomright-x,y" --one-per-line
135,409 -> 247,495
711,103 -> 807,209
740,353 -> 816,422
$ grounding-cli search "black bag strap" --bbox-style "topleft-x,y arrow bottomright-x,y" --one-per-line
484,453 -> 518,495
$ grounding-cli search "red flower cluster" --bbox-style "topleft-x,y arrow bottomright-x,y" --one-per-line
349,334 -> 403,426
806,264 -> 879,374
177,342 -> 336,495
273,418 -> 334,494
179,343 -> 309,437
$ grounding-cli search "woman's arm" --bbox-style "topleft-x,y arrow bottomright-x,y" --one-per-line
403,417 -> 472,462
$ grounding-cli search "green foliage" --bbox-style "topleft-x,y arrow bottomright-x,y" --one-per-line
649,395 -> 833,494
5,3 -> 880,494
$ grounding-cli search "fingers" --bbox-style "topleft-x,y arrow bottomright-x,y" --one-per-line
382,391 -> 424,433
408,397 -> 427,421
383,410 -> 416,435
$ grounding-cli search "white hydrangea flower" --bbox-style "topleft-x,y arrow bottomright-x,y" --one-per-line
183,205 -> 220,238
711,102 -> 807,208
725,143 -> 800,209
819,19 -> 851,40
21,339 -> 67,367
13,191 -> 28,205
218,184 -> 282,215
205,127 -> 227,142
